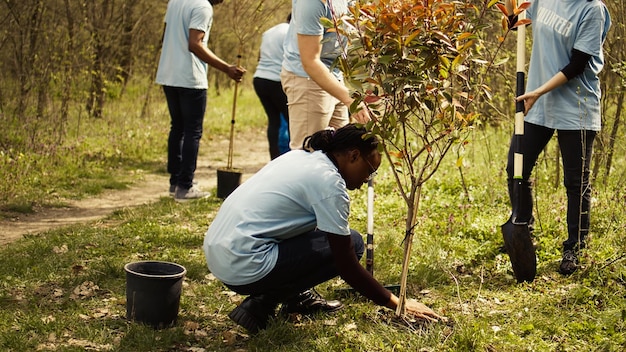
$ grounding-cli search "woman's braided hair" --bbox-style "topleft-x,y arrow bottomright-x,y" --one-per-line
302,124 -> 379,156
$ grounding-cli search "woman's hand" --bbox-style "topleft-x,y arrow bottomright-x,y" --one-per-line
515,91 -> 540,116
404,298 -> 446,323
516,71 -> 568,115
349,101 -> 372,124
386,294 -> 446,323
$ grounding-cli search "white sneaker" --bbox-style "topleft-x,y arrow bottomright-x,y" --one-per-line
174,185 -> 210,202
170,181 -> 198,197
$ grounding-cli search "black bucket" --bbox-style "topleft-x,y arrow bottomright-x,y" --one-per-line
124,261 -> 186,329
217,168 -> 242,199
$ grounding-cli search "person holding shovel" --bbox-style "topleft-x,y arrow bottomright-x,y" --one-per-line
280,0 -> 371,151
505,0 -> 611,275
203,124 -> 443,334
156,0 -> 246,202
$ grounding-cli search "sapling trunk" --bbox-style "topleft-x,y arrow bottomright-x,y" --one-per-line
396,184 -> 422,317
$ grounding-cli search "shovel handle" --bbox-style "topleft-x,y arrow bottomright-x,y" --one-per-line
365,177 -> 374,274
227,54 -> 243,170
513,7 -> 527,179
515,11 -> 527,113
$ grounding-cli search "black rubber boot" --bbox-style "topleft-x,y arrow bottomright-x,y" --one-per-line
228,295 -> 278,334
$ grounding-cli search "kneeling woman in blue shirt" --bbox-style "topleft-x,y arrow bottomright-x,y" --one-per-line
204,124 -> 442,333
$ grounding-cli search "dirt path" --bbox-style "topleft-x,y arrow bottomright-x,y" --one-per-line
0,128 -> 270,246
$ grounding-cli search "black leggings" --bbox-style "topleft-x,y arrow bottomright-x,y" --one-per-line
506,122 -> 596,251
225,229 -> 364,303
253,77 -> 290,160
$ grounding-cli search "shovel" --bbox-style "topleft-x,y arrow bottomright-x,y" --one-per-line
337,177 -> 400,295
501,4 -> 536,283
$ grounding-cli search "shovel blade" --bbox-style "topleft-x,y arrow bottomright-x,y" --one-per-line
501,220 -> 537,283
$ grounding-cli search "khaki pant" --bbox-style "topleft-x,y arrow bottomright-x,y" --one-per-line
280,68 -> 349,150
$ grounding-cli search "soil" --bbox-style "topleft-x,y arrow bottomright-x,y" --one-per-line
0,128 -> 270,247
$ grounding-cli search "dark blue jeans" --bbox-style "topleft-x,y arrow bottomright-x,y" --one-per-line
162,86 -> 206,189
225,229 -> 364,303
253,77 -> 290,160
506,121 -> 596,251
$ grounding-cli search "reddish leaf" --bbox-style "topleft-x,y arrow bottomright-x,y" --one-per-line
495,3 -> 509,16
364,95 -> 381,104
518,1 -> 531,12
512,18 -> 532,29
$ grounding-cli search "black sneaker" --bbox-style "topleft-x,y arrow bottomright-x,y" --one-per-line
279,289 -> 343,315
559,249 -> 579,275
228,296 -> 277,334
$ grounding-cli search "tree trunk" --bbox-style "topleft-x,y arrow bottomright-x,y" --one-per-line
87,44 -> 105,119
603,90 -> 624,180
57,0 -> 75,144
86,0 -> 111,119
119,0 -> 138,88
396,184 -> 422,317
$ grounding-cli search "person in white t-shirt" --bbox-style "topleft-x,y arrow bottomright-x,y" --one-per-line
506,0 -> 611,275
204,124 -> 443,334
253,14 -> 291,160
156,0 -> 246,202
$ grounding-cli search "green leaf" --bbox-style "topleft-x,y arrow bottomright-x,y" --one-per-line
487,0 -> 500,9
319,17 -> 334,29
377,55 -> 395,65
439,67 -> 449,79
439,55 -> 451,69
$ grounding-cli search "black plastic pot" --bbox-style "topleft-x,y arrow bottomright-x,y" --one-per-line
217,168 -> 242,199
124,261 -> 186,329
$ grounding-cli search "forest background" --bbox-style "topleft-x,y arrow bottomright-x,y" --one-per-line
1,0 -> 624,209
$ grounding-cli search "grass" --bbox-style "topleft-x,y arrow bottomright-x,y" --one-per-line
1,82 -> 625,351
0,78 -> 267,215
